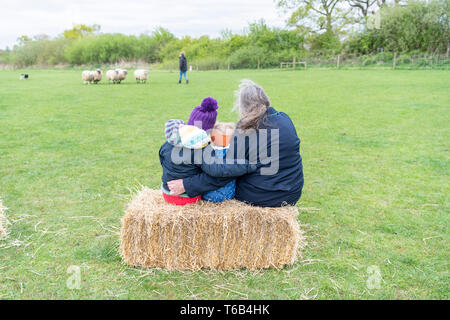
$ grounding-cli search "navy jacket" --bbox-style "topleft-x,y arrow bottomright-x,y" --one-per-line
179,56 -> 187,72
159,142 -> 256,192
183,107 -> 304,207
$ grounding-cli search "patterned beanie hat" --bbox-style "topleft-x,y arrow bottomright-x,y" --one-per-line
187,97 -> 219,132
165,119 -> 185,146
179,125 -> 210,149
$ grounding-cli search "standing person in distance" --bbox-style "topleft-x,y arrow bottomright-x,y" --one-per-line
179,51 -> 189,84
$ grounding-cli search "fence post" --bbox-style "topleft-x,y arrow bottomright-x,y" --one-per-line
393,52 -> 397,69
293,56 -> 296,70
280,62 -> 283,70
228,62 -> 230,71
257,58 -> 260,71
337,55 -> 340,69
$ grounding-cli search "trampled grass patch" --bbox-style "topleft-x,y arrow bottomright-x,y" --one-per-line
0,69 -> 448,299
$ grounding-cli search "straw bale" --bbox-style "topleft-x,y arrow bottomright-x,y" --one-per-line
120,188 -> 304,271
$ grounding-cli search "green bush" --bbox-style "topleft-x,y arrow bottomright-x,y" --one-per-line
229,46 -> 264,69
363,57 -> 375,66
152,60 -> 178,71
417,58 -> 430,67
375,52 -> 394,63
191,57 -> 227,70
399,54 -> 412,64
343,0 -> 448,55
261,49 -> 303,68
309,32 -> 341,52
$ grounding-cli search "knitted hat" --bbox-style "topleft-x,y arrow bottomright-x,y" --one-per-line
165,119 -> 185,146
187,97 -> 219,132
179,124 -> 210,149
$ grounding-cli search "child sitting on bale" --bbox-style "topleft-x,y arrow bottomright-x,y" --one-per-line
202,122 -> 236,202
159,97 -> 256,205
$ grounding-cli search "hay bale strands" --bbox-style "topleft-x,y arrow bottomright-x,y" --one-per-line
120,188 -> 304,271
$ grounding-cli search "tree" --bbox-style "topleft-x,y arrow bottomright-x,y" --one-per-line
277,0 -> 348,35
376,0 -> 448,52
33,34 -> 50,41
220,28 -> 234,41
376,0 -> 405,8
16,35 -> 32,46
151,27 -> 175,45
222,34 -> 248,57
344,0 -> 449,54
63,24 -> 100,39
347,0 -> 378,17
246,19 -> 304,53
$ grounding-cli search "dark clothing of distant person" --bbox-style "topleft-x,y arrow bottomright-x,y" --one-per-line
179,55 -> 188,83
179,55 -> 188,72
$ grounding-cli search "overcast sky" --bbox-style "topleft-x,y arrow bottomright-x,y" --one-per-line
0,0 -> 289,49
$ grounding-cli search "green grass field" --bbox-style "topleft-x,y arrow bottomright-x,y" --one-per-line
0,68 -> 448,299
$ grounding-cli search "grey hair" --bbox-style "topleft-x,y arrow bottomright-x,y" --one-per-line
233,79 -> 271,131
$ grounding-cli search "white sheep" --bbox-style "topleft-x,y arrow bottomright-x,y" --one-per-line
116,69 -> 128,83
106,69 -> 120,84
92,69 -> 102,83
82,70 -> 94,84
134,69 -> 149,83
82,69 -> 102,84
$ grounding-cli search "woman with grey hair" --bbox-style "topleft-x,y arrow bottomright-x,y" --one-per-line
168,79 -> 304,207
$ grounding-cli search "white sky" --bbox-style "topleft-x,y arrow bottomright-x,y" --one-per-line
0,0 -> 289,49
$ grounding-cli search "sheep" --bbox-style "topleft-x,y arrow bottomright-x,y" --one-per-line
107,69 -> 127,84
134,69 -> 149,83
92,69 -> 102,83
82,70 -> 94,84
116,69 -> 128,83
106,69 -> 120,84
82,69 -> 102,84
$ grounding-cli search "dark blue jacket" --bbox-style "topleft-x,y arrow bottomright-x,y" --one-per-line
179,56 -> 187,72
183,107 -> 304,207
159,142 -> 256,192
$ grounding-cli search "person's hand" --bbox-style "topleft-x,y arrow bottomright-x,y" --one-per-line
167,179 -> 185,195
